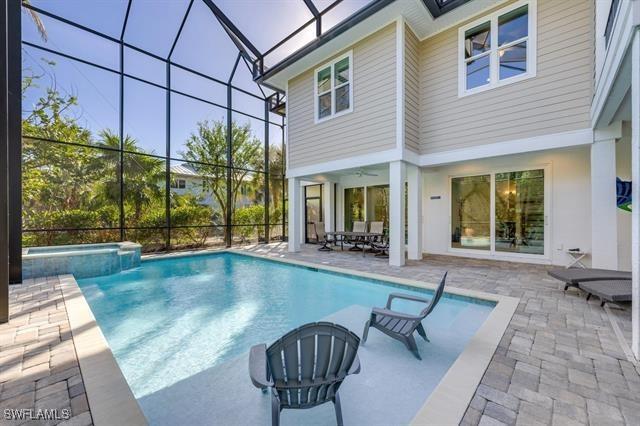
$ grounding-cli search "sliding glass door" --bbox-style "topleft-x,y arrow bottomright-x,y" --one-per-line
305,185 -> 322,243
495,170 -> 545,254
451,175 -> 491,250
344,187 -> 364,232
451,168 -> 546,257
366,185 -> 389,230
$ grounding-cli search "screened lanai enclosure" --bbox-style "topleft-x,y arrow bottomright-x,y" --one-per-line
12,0 -> 381,266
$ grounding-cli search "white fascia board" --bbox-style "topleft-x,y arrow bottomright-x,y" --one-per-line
419,128 -> 593,167
286,148 -> 402,178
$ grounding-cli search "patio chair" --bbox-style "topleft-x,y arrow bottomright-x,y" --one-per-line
314,221 -> 333,251
548,268 -> 631,291
249,322 -> 361,426
362,272 -> 447,360
347,221 -> 367,251
371,235 -> 389,258
581,280 -> 632,307
368,221 -> 384,244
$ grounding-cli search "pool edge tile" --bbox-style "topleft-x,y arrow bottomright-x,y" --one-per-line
59,274 -> 148,426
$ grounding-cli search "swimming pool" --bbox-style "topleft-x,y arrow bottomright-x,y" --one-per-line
77,252 -> 496,424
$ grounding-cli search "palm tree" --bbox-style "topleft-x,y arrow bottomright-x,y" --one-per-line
94,130 -> 165,223
22,0 -> 48,41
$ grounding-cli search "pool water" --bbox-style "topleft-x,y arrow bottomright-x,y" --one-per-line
77,252 -> 494,401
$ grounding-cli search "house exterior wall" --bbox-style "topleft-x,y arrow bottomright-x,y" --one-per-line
287,23 -> 397,169
422,146 -> 591,266
404,24 -> 420,154
418,0 -> 594,154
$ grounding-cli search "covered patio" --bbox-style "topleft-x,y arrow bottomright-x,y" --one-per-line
288,161 -> 424,267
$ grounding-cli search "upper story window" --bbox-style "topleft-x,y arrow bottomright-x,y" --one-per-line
314,51 -> 353,123
458,0 -> 536,97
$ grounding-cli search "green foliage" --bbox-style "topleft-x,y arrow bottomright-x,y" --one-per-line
233,205 -> 265,241
21,61 -> 280,251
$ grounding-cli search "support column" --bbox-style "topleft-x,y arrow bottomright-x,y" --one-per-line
591,124 -> 621,269
631,30 -> 639,359
323,182 -> 335,233
389,161 -> 406,266
407,164 -> 423,260
288,177 -> 301,252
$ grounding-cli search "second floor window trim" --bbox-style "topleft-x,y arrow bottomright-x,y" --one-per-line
458,0 -> 537,98
314,51 -> 353,124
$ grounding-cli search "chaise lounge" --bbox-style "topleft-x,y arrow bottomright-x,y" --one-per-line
547,267 -> 631,291
581,280 -> 632,307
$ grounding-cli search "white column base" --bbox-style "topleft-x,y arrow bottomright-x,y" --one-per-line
407,164 -> 423,260
288,177 -> 301,253
389,161 -> 406,266
590,135 -> 619,269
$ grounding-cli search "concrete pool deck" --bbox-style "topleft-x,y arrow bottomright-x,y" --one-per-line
1,243 -> 639,425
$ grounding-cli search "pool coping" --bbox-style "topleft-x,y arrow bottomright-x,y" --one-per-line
65,248 -> 518,426
59,274 -> 148,426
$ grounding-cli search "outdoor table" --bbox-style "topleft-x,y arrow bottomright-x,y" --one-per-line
326,231 -> 384,257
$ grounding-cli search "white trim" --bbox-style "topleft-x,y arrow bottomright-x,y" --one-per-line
285,81 -> 290,175
419,128 -> 593,167
591,0 -> 637,128
457,0 -> 537,98
447,164 -> 551,261
287,148 -> 401,178
396,17 -> 405,153
313,51 -> 353,124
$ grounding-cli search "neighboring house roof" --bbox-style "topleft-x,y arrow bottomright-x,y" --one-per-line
170,163 -> 201,178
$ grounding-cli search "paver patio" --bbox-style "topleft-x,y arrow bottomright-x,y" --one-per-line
1,243 -> 639,425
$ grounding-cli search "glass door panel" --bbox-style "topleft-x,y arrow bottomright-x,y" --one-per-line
305,184 -> 322,243
344,187 -> 364,232
451,175 -> 491,250
495,169 -> 544,254
366,185 -> 389,231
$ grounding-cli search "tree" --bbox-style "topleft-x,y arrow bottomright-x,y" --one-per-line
93,130 -> 165,224
181,119 -> 264,224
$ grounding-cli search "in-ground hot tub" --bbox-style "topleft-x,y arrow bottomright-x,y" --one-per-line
22,242 -> 141,280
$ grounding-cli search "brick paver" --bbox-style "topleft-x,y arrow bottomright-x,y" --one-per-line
0,277 -> 92,426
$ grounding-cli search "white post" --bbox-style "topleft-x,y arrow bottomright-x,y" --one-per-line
591,125 -> 620,269
389,161 -> 406,266
631,30 -> 640,359
323,182 -> 335,233
288,177 -> 301,252
407,164 -> 423,260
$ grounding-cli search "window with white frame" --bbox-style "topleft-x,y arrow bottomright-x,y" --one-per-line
314,52 -> 353,122
459,0 -> 536,96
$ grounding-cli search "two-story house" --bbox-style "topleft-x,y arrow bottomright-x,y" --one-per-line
257,0 -> 639,355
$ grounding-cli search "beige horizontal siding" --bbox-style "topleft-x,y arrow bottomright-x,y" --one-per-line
405,24 -> 420,153
418,0 -> 594,154
287,23 -> 397,169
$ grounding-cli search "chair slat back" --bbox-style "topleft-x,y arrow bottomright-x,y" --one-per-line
266,322 -> 360,408
352,221 -> 366,233
421,272 -> 447,317
369,221 -> 384,234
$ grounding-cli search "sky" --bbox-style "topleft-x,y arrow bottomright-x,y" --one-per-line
21,0 -> 372,158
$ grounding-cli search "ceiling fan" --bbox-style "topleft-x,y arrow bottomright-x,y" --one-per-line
346,169 -> 378,177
